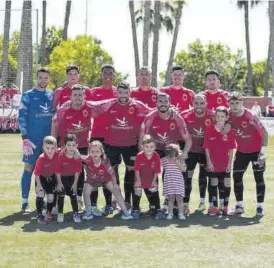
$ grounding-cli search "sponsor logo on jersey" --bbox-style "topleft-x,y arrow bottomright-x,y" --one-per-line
157,132 -> 169,143
112,117 -> 133,130
193,127 -> 204,137
71,121 -> 85,131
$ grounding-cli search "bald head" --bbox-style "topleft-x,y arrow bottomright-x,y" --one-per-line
193,93 -> 207,116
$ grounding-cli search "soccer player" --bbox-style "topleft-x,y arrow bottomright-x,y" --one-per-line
133,135 -> 164,220
18,67 -> 53,212
228,92 -> 268,216
88,64 -> 118,215
203,70 -> 229,111
103,82 -> 151,208
81,141 -> 133,220
203,107 -> 236,216
53,64 -> 92,110
55,134 -> 82,223
34,136 -> 59,224
130,66 -> 158,108
182,94 -> 214,213
160,66 -> 195,112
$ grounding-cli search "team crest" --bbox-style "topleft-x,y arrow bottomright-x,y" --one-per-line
48,94 -> 53,101
129,107 -> 135,114
241,121 -> 247,128
170,123 -> 176,131
99,170 -> 104,176
82,110 -> 89,117
182,94 -> 188,101
113,91 -> 117,97
223,134 -> 228,141
152,95 -> 156,102
151,162 -> 155,169
205,119 -> 211,126
217,97 -> 222,104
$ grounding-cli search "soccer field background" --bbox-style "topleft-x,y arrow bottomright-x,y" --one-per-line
0,134 -> 274,267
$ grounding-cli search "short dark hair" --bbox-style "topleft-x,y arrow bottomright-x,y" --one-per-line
215,106 -> 229,116
66,64 -> 80,74
205,70 -> 220,79
156,92 -> 170,101
37,67 -> 50,77
101,64 -> 115,73
64,133 -> 77,145
228,91 -> 243,101
71,83 -> 84,94
117,81 -> 130,90
172,66 -> 184,72
142,134 -> 156,145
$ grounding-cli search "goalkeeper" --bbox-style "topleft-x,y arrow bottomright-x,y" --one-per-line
18,67 -> 53,212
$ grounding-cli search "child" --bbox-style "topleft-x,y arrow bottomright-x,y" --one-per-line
55,133 -> 82,223
203,106 -> 236,216
81,141 -> 133,220
161,143 -> 187,220
133,135 -> 165,220
34,136 -> 59,224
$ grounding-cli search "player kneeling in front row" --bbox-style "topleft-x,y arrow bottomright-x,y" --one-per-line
81,141 -> 133,220
34,136 -> 59,224
55,134 -> 82,223
203,107 -> 236,216
133,135 -> 165,220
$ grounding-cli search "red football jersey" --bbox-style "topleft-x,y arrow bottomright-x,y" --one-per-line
134,151 -> 161,188
203,89 -> 229,111
229,108 -> 265,153
160,86 -> 195,112
104,100 -> 151,147
141,110 -> 189,151
89,86 -> 117,138
81,156 -> 114,183
182,109 -> 214,153
203,126 -> 236,172
53,86 -> 92,110
130,87 -> 158,108
34,151 -> 59,177
55,153 -> 82,176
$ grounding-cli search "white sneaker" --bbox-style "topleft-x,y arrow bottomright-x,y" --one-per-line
57,213 -> 64,223
73,212 -> 81,223
83,208 -> 94,220
52,206 -> 58,216
91,206 -> 103,217
178,213 -> 186,220
121,210 -> 133,220
166,213 -> 173,220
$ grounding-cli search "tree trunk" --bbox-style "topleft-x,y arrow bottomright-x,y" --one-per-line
142,0 -> 151,66
264,37 -> 271,97
1,1 -> 12,86
244,2 -> 254,95
151,1 -> 161,88
165,0 -> 183,86
41,0 -> 47,66
129,0 -> 140,86
16,0 -> 33,92
62,0 -> 72,41
269,1 -> 274,95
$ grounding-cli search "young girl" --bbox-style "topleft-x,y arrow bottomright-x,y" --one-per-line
81,141 -> 133,220
203,106 -> 236,216
161,143 -> 187,220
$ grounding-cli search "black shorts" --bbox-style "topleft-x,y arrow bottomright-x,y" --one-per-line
85,181 -> 109,187
207,172 -> 230,179
36,175 -> 57,194
59,176 -> 76,196
233,151 -> 265,172
104,144 -> 138,167
186,152 -> 206,171
78,147 -> 88,190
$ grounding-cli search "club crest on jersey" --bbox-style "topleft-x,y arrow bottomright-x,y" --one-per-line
113,90 -> 117,97
151,162 -> 155,169
182,94 -> 188,101
241,121 -> 247,128
170,123 -> 176,131
222,134 -> 228,141
99,170 -> 104,176
82,110 -> 89,117
217,97 -> 222,104
129,107 -> 135,114
205,119 -> 211,126
152,95 -> 156,102
48,94 -> 53,101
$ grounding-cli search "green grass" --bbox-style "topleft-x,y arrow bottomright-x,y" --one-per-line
1,134 -> 274,267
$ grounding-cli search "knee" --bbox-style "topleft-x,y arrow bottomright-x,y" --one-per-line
126,165 -> 134,172
211,178 -> 218,186
168,195 -> 175,201
36,191 -> 44,198
224,177 -> 231,187
176,195 -> 183,201
47,194 -> 54,203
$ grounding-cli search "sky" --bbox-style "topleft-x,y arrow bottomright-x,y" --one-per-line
0,0 -> 269,85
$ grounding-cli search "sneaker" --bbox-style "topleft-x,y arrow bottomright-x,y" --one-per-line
256,207 -> 264,217
178,213 -> 186,220
132,210 -> 140,220
82,208 -> 94,220
155,209 -> 166,220
78,200 -> 85,211
103,205 -> 114,215
45,211 -> 53,221
234,205 -> 245,215
121,210 -> 133,220
196,203 -> 206,212
208,207 -> 219,216
21,203 -> 31,213
207,207 -> 214,215
57,213 -> 64,223
90,206 -> 103,217
183,205 -> 190,215
162,204 -> 168,213
73,212 -> 81,223
222,206 -> 229,216
37,215 -> 46,224
51,206 -> 58,216
125,202 -> 132,210
166,213 -> 174,220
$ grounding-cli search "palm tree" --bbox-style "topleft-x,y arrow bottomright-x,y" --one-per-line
62,0 -> 72,41
1,1 -> 12,86
41,0 -> 47,66
16,0 -> 33,92
143,1 -> 151,66
165,0 -> 184,86
237,0 -> 260,95
129,0 -> 140,86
